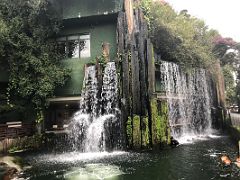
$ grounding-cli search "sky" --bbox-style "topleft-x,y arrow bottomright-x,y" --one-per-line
165,0 -> 240,42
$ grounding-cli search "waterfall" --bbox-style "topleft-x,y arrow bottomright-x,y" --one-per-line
68,62 -> 121,152
159,61 -> 212,141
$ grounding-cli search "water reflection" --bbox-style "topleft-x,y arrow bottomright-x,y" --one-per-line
64,163 -> 124,180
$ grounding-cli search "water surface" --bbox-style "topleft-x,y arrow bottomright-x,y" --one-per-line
19,135 -> 240,180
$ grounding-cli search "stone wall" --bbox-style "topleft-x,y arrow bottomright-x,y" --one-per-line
117,0 -> 170,150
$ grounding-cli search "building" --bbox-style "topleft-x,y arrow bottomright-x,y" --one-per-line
45,0 -> 124,130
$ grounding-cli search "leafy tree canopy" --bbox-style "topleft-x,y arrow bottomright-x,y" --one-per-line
212,35 -> 240,105
140,0 -> 219,69
0,0 -> 69,115
213,36 -> 240,67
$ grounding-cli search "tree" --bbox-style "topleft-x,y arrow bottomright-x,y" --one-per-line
140,0 -> 219,69
222,65 -> 236,105
0,0 -> 70,122
213,36 -> 240,106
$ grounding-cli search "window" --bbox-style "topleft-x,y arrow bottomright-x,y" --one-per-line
57,34 -> 90,59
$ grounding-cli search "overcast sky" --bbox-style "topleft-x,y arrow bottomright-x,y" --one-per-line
165,0 -> 240,42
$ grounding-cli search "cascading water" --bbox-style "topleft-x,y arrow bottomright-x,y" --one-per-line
68,62 -> 122,152
159,61 -> 212,142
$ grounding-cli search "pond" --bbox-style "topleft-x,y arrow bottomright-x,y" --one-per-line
17,133 -> 240,180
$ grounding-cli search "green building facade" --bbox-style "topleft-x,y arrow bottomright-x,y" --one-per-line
54,0 -> 123,96
45,0 -> 123,130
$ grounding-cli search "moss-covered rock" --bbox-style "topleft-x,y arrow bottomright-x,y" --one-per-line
150,98 -> 170,147
151,98 -> 160,145
126,116 -> 133,148
141,116 -> 150,148
132,115 -> 141,149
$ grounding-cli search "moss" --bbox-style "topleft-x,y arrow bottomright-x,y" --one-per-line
132,115 -> 141,149
141,116 -> 150,147
159,101 -> 170,144
150,98 -> 170,147
126,116 -> 133,148
150,98 -> 159,145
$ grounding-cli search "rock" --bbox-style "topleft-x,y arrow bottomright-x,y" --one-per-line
0,156 -> 22,172
220,155 -> 231,165
0,162 -> 8,167
3,167 -> 18,180
0,156 -> 24,179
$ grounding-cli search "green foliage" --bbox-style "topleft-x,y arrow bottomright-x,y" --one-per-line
213,36 -> 240,105
150,98 -> 159,145
0,18 -> 8,59
158,101 -> 170,144
0,0 -> 70,113
140,0 -> 219,69
150,99 -> 170,146
222,65 -> 236,105
36,110 -> 44,124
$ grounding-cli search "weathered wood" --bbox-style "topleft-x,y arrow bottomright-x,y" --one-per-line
147,39 -> 155,95
131,47 -> 141,114
102,42 -> 110,63
141,116 -> 149,148
96,57 -> 103,114
122,54 -> 130,115
117,12 -> 125,55
124,0 -> 134,37
133,8 -> 140,33
132,115 -> 141,149
118,0 -> 171,150
0,123 -> 35,140
123,13 -> 130,50
138,30 -> 148,116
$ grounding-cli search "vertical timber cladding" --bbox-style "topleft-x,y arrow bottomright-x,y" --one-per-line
118,0 -> 164,149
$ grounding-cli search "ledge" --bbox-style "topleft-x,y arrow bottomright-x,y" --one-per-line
48,96 -> 81,102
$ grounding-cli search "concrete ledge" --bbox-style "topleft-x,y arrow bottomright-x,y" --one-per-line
45,130 -> 70,134
48,96 -> 81,102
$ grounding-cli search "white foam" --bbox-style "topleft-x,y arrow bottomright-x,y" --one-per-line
34,151 -> 128,163
176,133 -> 222,144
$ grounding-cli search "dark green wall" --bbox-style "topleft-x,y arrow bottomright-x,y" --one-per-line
60,0 -> 123,19
55,21 -> 117,96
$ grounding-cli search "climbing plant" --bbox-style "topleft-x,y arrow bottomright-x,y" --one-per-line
0,0 -> 70,121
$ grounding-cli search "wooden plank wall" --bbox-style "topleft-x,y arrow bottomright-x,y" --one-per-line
0,123 -> 35,141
